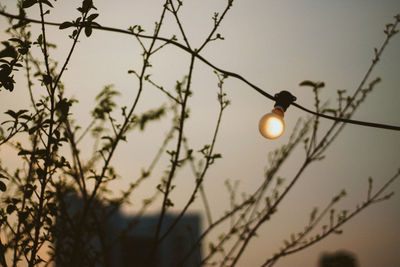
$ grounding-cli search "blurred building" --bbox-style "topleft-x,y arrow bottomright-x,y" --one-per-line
108,213 -> 202,267
318,250 -> 359,267
54,193 -> 201,267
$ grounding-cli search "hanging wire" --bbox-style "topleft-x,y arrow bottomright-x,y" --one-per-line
292,102 -> 400,131
0,10 -> 399,131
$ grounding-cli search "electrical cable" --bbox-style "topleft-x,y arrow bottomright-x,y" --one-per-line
292,102 -> 400,131
0,10 -> 399,131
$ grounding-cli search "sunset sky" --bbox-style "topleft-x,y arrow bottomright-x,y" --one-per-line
1,0 -> 399,266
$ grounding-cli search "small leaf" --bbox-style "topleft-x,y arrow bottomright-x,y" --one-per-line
82,0 -> 94,13
5,110 -> 17,119
310,207 -> 318,223
59,21 -> 74,30
14,109 -> 27,118
0,43 -> 17,59
165,198 -> 174,207
18,150 -> 31,156
43,75 -> 52,85
85,26 -> 92,37
6,204 -> 16,214
37,34 -> 43,45
22,0 -> 38,9
0,181 -> 6,192
42,0 -> 54,8
18,211 -> 29,221
299,80 -> 317,87
18,47 -> 29,55
87,13 -> 99,21
8,38 -> 23,45
24,188 -> 33,198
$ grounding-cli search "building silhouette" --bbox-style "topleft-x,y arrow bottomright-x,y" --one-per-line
54,192 -> 201,267
318,250 -> 359,267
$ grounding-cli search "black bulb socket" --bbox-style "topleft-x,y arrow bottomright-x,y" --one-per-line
273,91 -> 297,112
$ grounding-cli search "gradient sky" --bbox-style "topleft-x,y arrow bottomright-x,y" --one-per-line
1,1 -> 400,266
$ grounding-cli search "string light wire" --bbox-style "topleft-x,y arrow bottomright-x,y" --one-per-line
0,10 -> 399,131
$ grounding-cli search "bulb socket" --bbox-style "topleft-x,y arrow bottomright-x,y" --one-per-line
274,91 -> 296,111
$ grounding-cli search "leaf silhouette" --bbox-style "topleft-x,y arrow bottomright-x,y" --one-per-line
22,0 -> 37,9
299,80 -> 317,87
59,21 -> 74,30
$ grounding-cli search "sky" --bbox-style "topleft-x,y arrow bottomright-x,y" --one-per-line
0,0 -> 400,266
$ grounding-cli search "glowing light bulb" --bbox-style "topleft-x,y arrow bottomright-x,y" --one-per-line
258,108 -> 285,139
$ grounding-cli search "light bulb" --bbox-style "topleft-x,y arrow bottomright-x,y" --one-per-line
258,108 -> 285,139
